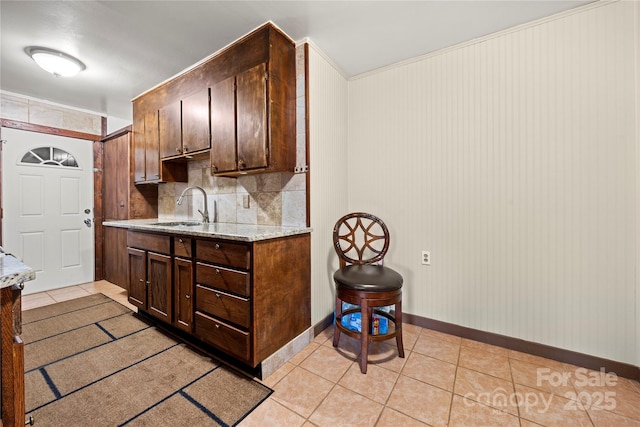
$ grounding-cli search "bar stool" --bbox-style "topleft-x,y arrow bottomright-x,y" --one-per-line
332,212 -> 404,373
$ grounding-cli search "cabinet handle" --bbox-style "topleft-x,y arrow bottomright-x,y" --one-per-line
139,279 -> 144,283
215,293 -> 221,299
212,165 -> 218,173
185,294 -> 190,300
238,159 -> 246,170
183,146 -> 188,153
175,147 -> 181,153
215,324 -> 220,329
215,268 -> 220,274
215,243 -> 221,250
178,238 -> 184,244
146,281 -> 150,286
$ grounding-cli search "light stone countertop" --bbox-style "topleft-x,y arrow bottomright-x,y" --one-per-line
103,219 -> 312,242
0,247 -> 36,289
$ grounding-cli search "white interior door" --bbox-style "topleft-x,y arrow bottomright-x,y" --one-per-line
2,127 -> 94,295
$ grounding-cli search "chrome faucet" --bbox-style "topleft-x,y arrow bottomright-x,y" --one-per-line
177,186 -> 210,223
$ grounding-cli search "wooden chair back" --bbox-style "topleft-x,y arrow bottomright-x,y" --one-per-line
332,212 -> 390,267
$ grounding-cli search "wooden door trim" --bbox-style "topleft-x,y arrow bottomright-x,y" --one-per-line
0,118 -> 102,141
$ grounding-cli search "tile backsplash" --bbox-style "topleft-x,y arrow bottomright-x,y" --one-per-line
158,160 -> 306,226
1,91 -> 103,135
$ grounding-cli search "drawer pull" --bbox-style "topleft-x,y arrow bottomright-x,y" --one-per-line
215,324 -> 220,329
179,238 -> 184,244
139,279 -> 144,283
185,294 -> 191,300
215,243 -> 221,250
215,293 -> 221,299
215,268 -> 220,274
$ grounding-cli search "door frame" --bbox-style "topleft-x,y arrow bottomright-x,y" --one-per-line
0,118 -> 105,279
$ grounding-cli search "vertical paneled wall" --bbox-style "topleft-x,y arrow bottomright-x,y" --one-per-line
348,1 -> 639,364
635,0 -> 640,368
308,43 -> 349,324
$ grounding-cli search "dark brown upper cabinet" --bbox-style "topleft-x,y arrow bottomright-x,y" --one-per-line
132,23 -> 295,181
133,110 -> 161,184
159,101 -> 181,159
159,89 -> 211,160
133,107 -> 188,184
210,76 -> 236,173
211,63 -> 268,175
182,89 -> 211,155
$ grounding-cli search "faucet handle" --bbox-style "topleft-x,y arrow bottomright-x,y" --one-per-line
197,209 -> 210,223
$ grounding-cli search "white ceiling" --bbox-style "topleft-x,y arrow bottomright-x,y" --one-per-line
1,1 -> 592,122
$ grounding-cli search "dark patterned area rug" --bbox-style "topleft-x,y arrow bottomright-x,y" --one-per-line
22,293 -> 272,426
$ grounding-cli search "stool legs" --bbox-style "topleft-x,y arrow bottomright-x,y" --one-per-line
395,300 -> 405,358
333,295 -> 403,374
359,301 -> 370,374
332,296 -> 342,347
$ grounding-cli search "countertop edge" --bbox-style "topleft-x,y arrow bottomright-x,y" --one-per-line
0,252 -> 36,289
103,219 -> 312,242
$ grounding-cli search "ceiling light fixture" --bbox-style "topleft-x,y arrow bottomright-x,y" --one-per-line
24,46 -> 86,77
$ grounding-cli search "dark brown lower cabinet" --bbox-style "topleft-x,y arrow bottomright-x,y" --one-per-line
127,247 -> 146,309
1,285 -> 25,426
104,227 -> 128,289
147,253 -> 172,322
126,229 -> 310,369
174,257 -> 194,333
127,232 -> 172,323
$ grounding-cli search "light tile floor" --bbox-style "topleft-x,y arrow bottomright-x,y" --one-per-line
21,280 -> 136,311
23,282 -> 640,427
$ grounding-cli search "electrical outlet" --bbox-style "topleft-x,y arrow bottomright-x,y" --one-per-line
421,250 -> 431,265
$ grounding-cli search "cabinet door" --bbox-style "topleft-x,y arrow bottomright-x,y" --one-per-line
159,101 -> 182,159
128,247 -> 147,310
103,137 -> 119,219
237,63 -> 268,171
182,89 -> 210,154
105,227 -> 128,289
147,252 -> 172,322
133,113 -> 147,183
144,111 -> 161,182
174,257 -> 193,333
210,76 -> 237,174
104,133 -> 129,220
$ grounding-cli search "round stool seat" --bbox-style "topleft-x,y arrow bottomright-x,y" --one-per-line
334,264 -> 403,292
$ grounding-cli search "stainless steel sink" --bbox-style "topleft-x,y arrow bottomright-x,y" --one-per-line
150,221 -> 203,227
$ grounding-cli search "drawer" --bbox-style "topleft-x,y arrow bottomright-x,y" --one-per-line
196,262 -> 250,297
196,239 -> 250,270
127,231 -> 170,254
196,284 -> 250,329
174,236 -> 193,258
195,311 -> 250,362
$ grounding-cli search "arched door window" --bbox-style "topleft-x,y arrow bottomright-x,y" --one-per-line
20,146 -> 79,168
